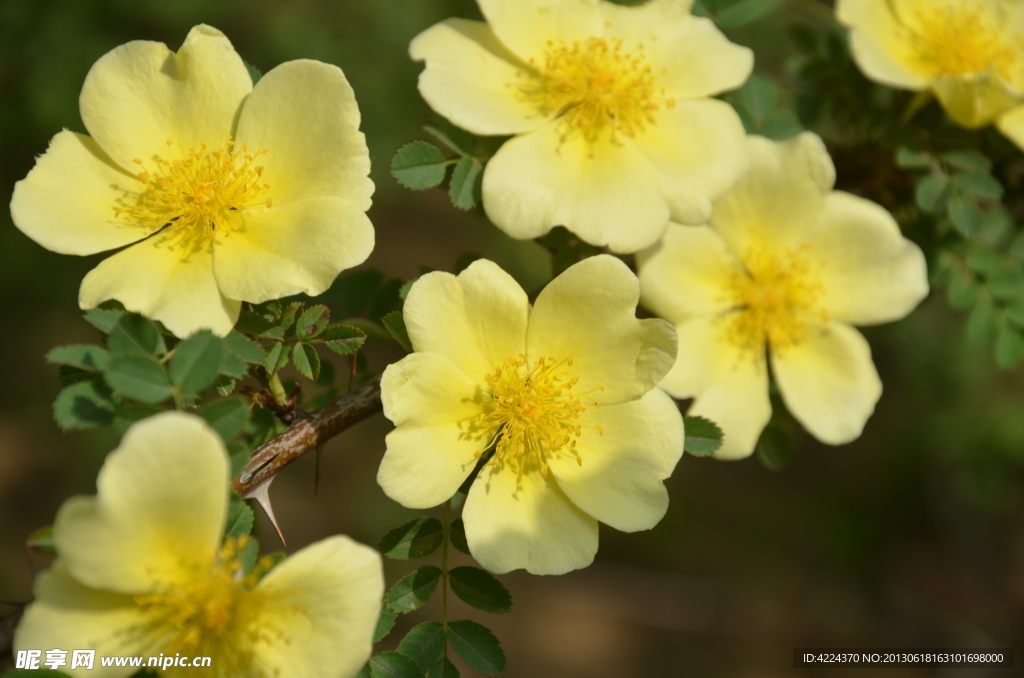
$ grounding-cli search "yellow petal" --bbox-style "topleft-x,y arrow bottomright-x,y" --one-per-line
931,71 -> 1023,128
631,99 -> 749,225
810,192 -> 929,325
482,121 -> 670,252
79,25 -> 251,173
212,197 -> 373,305
836,0 -> 930,90
771,322 -> 881,445
15,563 -> 148,677
602,1 -> 753,98
528,255 -> 677,406
476,0 -> 604,62
463,460 -> 599,575
402,259 -> 529,384
637,224 -> 740,321
996,104 -> 1024,149
79,231 -> 240,338
54,412 -> 228,594
662,317 -> 771,460
710,133 -> 835,257
378,352 -> 491,509
548,388 -> 683,532
410,19 -> 548,135
253,536 -> 384,678
234,59 -> 374,211
10,131 -> 155,256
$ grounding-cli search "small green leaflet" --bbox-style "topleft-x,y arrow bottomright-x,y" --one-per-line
382,311 -> 413,352
379,517 -> 444,559
683,415 -> 723,456
448,566 -> 512,614
392,141 -> 449,190
448,620 -> 506,675
396,622 -> 447,672
384,566 -> 442,613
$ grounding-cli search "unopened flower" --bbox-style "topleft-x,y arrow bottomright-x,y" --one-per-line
837,0 -> 1024,146
638,133 -> 929,458
11,25 -> 374,337
410,0 -> 752,253
15,412 -> 384,678
378,256 -> 683,574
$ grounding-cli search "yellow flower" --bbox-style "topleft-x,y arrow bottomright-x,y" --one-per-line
837,0 -> 1024,145
10,25 -> 374,338
14,412 -> 384,678
410,0 -> 753,253
637,133 -> 929,459
377,255 -> 683,574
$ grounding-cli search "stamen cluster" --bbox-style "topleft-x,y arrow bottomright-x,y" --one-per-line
909,5 -> 1020,82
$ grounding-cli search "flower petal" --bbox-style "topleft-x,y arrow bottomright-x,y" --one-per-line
710,133 -> 835,257
54,412 -> 228,594
931,71 -> 1023,128
11,131 -> 155,256
234,59 -> 373,211
253,536 -> 384,678
410,19 -> 548,135
602,1 -> 753,99
402,259 -> 529,384
378,352 -> 491,509
212,197 -> 373,305
464,461 -> 599,575
836,0 -> 930,90
771,322 -> 882,446
476,0 -> 604,62
662,317 -> 771,460
996,104 -> 1024,150
528,255 -> 677,406
15,563 -> 149,677
632,99 -> 749,225
637,224 -> 740,321
482,121 -> 670,252
810,192 -> 929,325
79,231 -> 239,338
549,388 -> 683,532
79,25 -> 251,173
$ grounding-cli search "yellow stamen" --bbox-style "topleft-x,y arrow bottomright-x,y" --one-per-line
908,3 -> 1021,83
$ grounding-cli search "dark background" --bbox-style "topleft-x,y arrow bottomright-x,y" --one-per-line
0,1 -> 1021,676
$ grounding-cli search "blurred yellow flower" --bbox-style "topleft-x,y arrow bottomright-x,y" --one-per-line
837,0 -> 1024,146
10,25 -> 374,338
378,256 -> 683,574
410,0 -> 753,253
638,133 -> 929,459
15,412 -> 384,678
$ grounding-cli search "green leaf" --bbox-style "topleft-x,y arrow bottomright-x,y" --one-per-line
385,565 -> 443,613
952,171 -> 1003,200
292,343 -> 321,381
263,342 -> 291,373
107,314 -> 165,356
942,149 -> 991,173
1010,232 -> 1024,262
756,425 -> 791,471
946,267 -> 980,309
428,658 -> 460,678
980,207 -> 1014,247
26,525 -> 55,554
393,141 -> 448,190
373,606 -> 398,643
760,109 -> 802,140
280,301 -> 303,333
224,501 -> 254,538
235,310 -> 281,338
341,318 -> 393,342
296,304 -> 330,339
367,652 -> 425,678
449,156 -> 483,210
105,356 -> 173,404
379,517 -> 444,559
317,324 -> 367,355
53,379 -> 116,430
915,173 -> 948,212
737,74 -> 776,124
245,61 -> 262,85
895,147 -> 931,168
995,321 -> 1024,369
714,0 -> 782,28
397,622 -> 447,672
46,345 -> 110,372
967,294 -> 997,344
449,566 -> 513,614
198,398 -> 250,441
987,267 -> 1024,302
84,306 -> 125,334
448,620 -> 506,675
112,403 -> 163,435
965,247 -> 1005,277
57,365 -> 92,387
220,331 -> 266,378
425,118 -> 476,156
1006,303 -> 1024,327
683,415 -> 724,456
947,194 -> 984,238
450,518 -> 471,555
382,311 -> 413,352
169,330 -> 223,397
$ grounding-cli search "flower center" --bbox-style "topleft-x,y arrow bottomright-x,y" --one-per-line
475,355 -> 601,476
908,3 -> 1021,84
519,37 -> 673,142
133,537 -> 278,676
121,137 -> 271,246
726,244 -> 827,354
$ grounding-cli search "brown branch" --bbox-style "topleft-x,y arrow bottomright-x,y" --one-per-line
232,375 -> 382,497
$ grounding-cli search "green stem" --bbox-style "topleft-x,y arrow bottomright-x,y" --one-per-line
268,371 -> 288,407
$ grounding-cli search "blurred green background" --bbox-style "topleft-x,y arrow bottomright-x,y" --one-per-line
0,0 -> 1022,676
